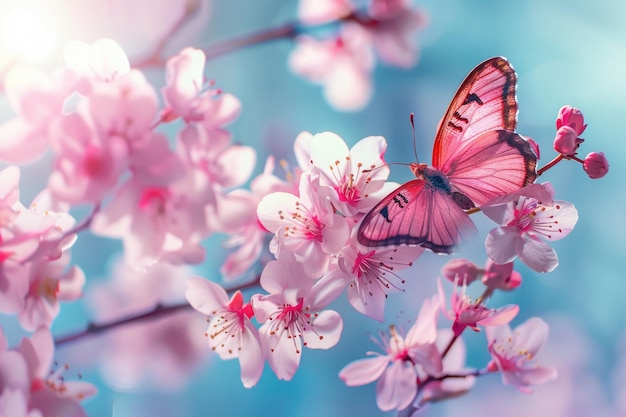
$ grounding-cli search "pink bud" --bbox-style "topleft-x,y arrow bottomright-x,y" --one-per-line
553,126 -> 583,155
482,260 -> 522,291
583,152 -> 609,179
556,105 -> 586,136
440,258 -> 480,285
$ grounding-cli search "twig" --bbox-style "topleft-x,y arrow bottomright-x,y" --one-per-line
55,274 -> 261,347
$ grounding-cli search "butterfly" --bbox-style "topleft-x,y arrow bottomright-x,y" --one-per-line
357,57 -> 538,254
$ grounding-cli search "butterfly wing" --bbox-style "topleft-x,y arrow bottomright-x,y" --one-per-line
432,57 -> 536,205
357,180 -> 476,254
444,129 -> 537,206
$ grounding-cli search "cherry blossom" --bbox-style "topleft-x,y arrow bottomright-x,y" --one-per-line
332,236 -> 423,321
339,295 -> 441,411
486,318 -> 557,392
18,254 -> 85,331
365,0 -> 427,68
257,172 -> 349,278
91,173 -> 210,266
62,38 -> 131,94
308,131 -> 396,217
582,152 -> 609,179
252,252 -> 345,381
47,112 -> 128,204
186,277 -> 264,388
17,327 -> 96,416
87,68 -> 158,147
483,183 -> 579,273
482,260 -> 522,292
438,278 -> 519,337
289,23 -> 374,111
0,66 -> 69,163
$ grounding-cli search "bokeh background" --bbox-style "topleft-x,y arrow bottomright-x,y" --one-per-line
0,0 -> 624,416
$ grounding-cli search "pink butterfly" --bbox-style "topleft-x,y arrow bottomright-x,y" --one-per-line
357,57 -> 538,254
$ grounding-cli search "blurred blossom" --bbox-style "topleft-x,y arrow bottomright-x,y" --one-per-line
87,259 -> 207,390
440,258 -> 480,285
486,318 -> 557,392
289,23 -> 374,111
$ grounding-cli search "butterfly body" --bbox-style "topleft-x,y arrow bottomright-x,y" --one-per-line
357,57 -> 538,254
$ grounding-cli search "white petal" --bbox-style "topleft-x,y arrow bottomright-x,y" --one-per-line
185,277 -> 229,315
516,236 -> 559,273
339,355 -> 389,386
303,310 -> 343,349
485,226 -> 519,264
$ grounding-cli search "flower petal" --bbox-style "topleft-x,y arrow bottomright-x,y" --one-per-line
516,236 -> 559,273
339,355 -> 389,386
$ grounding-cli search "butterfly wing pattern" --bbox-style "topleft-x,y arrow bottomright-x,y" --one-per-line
357,57 -> 538,254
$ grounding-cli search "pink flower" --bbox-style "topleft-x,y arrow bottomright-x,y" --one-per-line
0,327 -> 31,415
289,23 -> 374,111
438,279 -> 519,337
257,172 -> 349,278
556,105 -> 586,136
417,329 -> 475,406
18,254 -> 85,331
483,183 -> 578,273
365,0 -> 427,68
62,38 -> 131,94
440,258 -> 480,285
333,237 -> 422,321
213,156 -> 297,280
177,123 -> 255,191
88,69 -> 158,146
161,47 -> 242,126
582,152 -> 609,179
186,277 -> 264,388
309,131 -> 396,217
486,317 -> 557,392
91,174 -> 210,266
48,112 -> 129,204
482,260 -> 522,291
339,295 -> 441,411
298,0 -> 353,24
0,66 -> 68,163
18,327 -> 96,416
553,126 -> 583,156
252,252 -> 345,381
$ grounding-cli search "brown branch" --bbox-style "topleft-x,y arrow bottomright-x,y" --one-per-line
55,275 -> 261,347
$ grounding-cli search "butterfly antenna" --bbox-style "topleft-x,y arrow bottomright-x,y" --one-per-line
410,113 -> 419,163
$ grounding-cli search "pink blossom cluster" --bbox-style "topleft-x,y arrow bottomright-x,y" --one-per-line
290,0 -> 427,110
0,23 -> 610,416
183,104 -> 597,395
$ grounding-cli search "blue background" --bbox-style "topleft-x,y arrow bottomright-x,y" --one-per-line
1,0 -> 624,416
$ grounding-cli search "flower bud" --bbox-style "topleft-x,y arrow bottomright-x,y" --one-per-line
553,125 -> 583,155
440,258 -> 480,285
556,105 -> 586,136
482,260 -> 522,291
583,152 -> 609,179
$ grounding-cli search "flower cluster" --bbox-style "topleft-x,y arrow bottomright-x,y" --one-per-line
0,8 -> 610,414
290,0 -> 426,110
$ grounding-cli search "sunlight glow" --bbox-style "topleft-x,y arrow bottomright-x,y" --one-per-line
1,6 -> 59,62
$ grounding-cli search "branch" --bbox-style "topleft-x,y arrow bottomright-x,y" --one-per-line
55,274 -> 261,347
